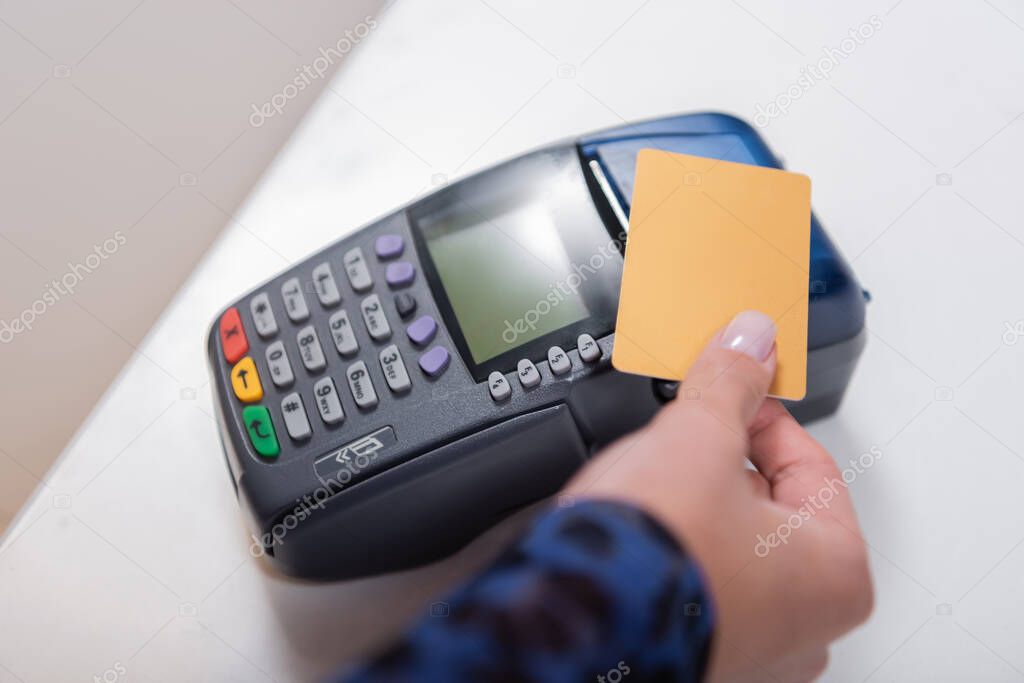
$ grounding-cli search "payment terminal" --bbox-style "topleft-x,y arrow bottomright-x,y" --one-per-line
207,112 -> 867,580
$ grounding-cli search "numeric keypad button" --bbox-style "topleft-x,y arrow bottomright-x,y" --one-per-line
346,361 -> 379,409
312,377 -> 345,425
328,310 -> 359,356
281,277 -> 309,322
311,262 -> 341,307
378,345 -> 411,394
296,325 -> 326,372
280,393 -> 312,441
249,293 -> 277,338
360,294 -> 392,341
264,340 -> 294,387
343,247 -> 373,292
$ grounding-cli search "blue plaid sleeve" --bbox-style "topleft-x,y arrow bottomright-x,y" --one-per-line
334,499 -> 716,683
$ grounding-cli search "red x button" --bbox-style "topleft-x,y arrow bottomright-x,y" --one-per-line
219,307 -> 249,363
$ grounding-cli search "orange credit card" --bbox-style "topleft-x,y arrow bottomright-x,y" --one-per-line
612,149 -> 811,400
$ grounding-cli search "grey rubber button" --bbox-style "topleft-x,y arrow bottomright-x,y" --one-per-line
379,345 -> 411,393
346,360 -> 379,409
547,346 -> 571,375
296,325 -> 326,372
360,294 -> 392,341
265,340 -> 294,387
343,247 -> 373,292
249,292 -> 278,338
328,310 -> 359,356
488,371 -> 511,401
281,277 -> 309,322
517,359 -> 540,388
280,393 -> 312,440
312,377 -> 344,425
577,333 -> 601,362
312,262 -> 341,307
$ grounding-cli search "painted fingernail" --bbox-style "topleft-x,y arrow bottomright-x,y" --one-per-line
720,311 -> 776,362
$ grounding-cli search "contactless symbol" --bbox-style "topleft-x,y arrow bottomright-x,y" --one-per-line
314,426 -> 398,484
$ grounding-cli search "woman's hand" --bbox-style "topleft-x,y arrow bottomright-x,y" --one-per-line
566,311 -> 873,682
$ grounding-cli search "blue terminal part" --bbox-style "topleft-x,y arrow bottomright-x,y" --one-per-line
578,112 -> 866,349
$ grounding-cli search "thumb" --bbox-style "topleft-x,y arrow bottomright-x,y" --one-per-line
664,311 -> 777,435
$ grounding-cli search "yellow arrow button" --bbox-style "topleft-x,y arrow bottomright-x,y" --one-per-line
230,356 -> 263,403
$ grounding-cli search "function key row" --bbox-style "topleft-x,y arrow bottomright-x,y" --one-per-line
488,334 -> 602,401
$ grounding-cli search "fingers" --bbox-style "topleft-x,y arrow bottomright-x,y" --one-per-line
661,311 -> 777,439
743,469 -> 771,499
748,399 -> 859,529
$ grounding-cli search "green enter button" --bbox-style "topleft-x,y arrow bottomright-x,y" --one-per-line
243,406 -> 279,458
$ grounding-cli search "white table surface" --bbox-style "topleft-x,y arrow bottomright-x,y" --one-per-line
3,1 -> 1024,681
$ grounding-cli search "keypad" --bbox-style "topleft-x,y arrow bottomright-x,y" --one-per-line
360,294 -> 392,341
221,230 -> 466,462
281,277 -> 309,322
313,377 -> 345,425
249,293 -> 277,338
346,361 -> 379,409
343,247 -> 373,292
328,310 -> 359,356
280,393 -> 312,441
378,345 -> 411,393
311,262 -> 341,307
296,325 -> 327,372
547,346 -> 571,375
265,341 -> 294,387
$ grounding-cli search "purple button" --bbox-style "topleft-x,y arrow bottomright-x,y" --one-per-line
407,315 -> 437,346
385,261 -> 415,288
418,346 -> 450,377
375,234 -> 404,260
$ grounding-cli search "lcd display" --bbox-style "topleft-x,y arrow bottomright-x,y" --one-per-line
420,199 -> 590,364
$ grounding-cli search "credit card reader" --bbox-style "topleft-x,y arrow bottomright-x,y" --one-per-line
208,113 -> 867,580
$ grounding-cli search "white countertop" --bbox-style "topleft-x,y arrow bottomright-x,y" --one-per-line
3,1 -> 1024,681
